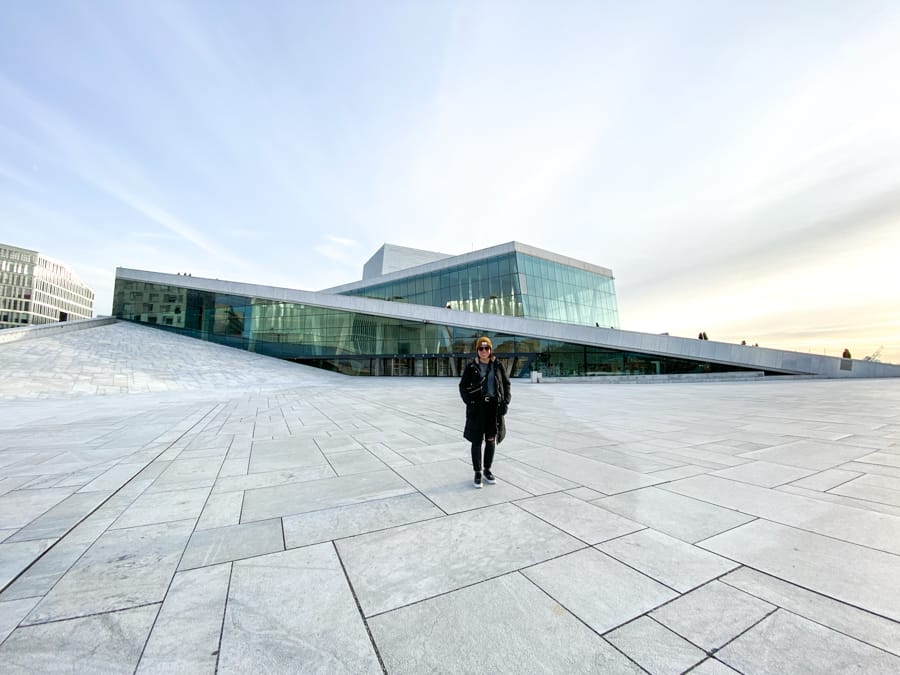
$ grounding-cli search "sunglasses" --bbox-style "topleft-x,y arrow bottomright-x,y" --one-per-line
477,345 -> 491,351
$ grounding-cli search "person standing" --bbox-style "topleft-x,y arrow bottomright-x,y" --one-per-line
459,336 -> 511,488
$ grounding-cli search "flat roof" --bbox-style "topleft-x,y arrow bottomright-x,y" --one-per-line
324,240 -> 615,294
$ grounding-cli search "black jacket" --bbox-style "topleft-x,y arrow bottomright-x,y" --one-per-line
459,357 -> 511,443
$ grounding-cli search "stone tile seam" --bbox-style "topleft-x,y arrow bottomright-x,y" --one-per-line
331,541 -> 388,675
514,568 -> 651,674
774,484 -> 900,518
681,656 -> 733,674
488,468 -> 567,498
328,389 -> 464,441
498,455 -> 619,495
359,544 -> 592,621
678,487 -> 900,558
788,467 -> 865,492
0,403 -> 222,597
588,534 -> 739,596
634,585 -> 779,667
212,562 -> 235,674
616,614 -> 710,672
509,493 -> 650,548
824,486 -> 900,510
283,513 -> 448,550
717,568 -> 900,642
7,600 -> 163,634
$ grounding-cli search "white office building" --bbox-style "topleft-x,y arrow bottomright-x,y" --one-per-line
0,243 -> 94,329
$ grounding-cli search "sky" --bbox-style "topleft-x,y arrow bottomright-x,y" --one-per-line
1,1 -> 898,364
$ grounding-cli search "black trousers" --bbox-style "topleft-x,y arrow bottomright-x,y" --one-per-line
471,397 -> 498,472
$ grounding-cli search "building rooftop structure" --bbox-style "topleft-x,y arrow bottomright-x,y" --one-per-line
1,319 -> 899,671
361,242 -> 453,280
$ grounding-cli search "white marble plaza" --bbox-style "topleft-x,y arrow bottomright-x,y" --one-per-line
1,322 -> 899,673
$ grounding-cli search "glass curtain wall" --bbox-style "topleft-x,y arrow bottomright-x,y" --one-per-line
515,253 -> 618,327
340,252 -> 619,328
341,252 -> 524,318
114,278 -> 751,378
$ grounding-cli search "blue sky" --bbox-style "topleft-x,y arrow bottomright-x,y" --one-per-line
1,1 -> 898,363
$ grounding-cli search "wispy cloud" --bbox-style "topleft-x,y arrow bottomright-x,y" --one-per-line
1,2 -> 898,360
313,236 -> 360,265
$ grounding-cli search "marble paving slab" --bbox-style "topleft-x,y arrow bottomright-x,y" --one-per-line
393,440 -> 471,465
788,468 -> 862,491
282,492 -> 443,548
597,528 -> 739,592
523,547 -> 677,634
689,657 -> 741,674
847,472 -> 900,491
516,492 -> 645,544
840,460 -> 900,479
179,518 -> 284,570
699,519 -> 900,622
565,486 -> 605,501
717,609 -> 900,674
111,486 -> 210,529
566,446 -> 682,473
650,447 -> 748,469
337,502 -> 583,616
606,616 -> 707,675
147,457 -> 223,492
196,490 -> 244,530
593,487 -> 755,543
0,541 -> 90,601
218,457 -> 249,477
0,538 -> 55,590
77,462 -> 147,492
240,469 -> 415,522
218,544 -> 381,673
830,476 -> 900,507
360,441 -> 414,468
247,441 -> 328,474
664,474 -> 900,555
369,572 -> 642,674
326,449 -> 390,475
650,580 -> 775,651
0,597 -> 40,644
710,460 -> 815,487
491,457 -> 581,494
507,447 -> 664,494
0,604 -> 158,673
740,438 -> 875,470
23,519 -> 194,623
776,484 -> 900,518
211,465 -> 335,493
395,459 -> 530,513
137,563 -> 231,674
0,486 -> 76,530
721,567 -> 900,657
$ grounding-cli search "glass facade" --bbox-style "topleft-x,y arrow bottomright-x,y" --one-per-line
114,278 -> 753,378
340,251 -> 619,328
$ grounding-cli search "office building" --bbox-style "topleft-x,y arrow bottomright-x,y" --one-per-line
0,243 -> 94,329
